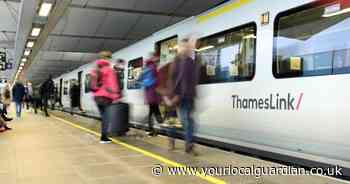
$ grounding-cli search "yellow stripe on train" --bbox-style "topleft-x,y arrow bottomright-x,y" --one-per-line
196,0 -> 254,23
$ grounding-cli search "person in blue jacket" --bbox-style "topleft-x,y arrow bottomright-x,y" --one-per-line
12,81 -> 26,118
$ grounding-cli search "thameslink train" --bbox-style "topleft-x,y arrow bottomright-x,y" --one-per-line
54,0 -> 350,175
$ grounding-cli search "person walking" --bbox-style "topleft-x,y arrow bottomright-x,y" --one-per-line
12,81 -> 26,118
166,37 -> 200,155
40,75 -> 55,117
141,53 -> 163,136
25,81 -> 33,110
90,51 -> 121,144
69,79 -> 84,115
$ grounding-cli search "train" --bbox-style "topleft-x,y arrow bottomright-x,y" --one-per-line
53,0 -> 350,176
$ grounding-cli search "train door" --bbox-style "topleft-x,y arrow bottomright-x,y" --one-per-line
77,71 -> 82,106
59,78 -> 63,105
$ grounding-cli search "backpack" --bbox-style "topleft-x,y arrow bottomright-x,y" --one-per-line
87,67 -> 102,92
142,66 -> 156,87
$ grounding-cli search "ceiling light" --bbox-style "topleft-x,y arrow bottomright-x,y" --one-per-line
20,63 -> 24,66
31,27 -> 41,37
27,41 -> 35,48
323,4 -> 350,17
243,34 -> 257,39
323,7 -> 350,17
196,45 -> 214,52
38,3 -> 53,17
24,50 -> 31,56
22,58 -> 27,62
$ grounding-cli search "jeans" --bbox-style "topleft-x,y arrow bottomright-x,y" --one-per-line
15,102 -> 22,118
168,99 -> 195,145
42,98 -> 49,116
97,103 -> 110,138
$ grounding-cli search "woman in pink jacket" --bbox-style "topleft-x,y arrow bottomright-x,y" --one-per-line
91,51 -> 121,143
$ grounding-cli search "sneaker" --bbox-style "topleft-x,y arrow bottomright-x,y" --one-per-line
99,137 -> 112,144
185,144 -> 199,156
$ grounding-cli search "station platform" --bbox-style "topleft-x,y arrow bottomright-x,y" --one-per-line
0,109 -> 348,184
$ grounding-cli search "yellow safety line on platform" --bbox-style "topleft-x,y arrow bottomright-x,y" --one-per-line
52,116 -> 227,184
196,0 -> 253,23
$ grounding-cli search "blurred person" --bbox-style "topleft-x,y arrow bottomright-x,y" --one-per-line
12,81 -> 26,118
0,94 -> 12,131
32,88 -> 42,114
25,81 -> 33,110
40,75 -> 55,117
69,79 -> 84,115
166,36 -> 200,155
2,83 -> 11,116
90,51 -> 121,144
140,53 -> 163,136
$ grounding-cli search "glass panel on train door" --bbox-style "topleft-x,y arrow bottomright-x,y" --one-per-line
158,36 -> 178,64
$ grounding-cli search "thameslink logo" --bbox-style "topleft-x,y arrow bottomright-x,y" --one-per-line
232,93 -> 304,111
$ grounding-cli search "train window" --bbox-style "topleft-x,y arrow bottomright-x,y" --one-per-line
84,74 -> 90,93
127,57 -> 143,89
63,80 -> 68,95
197,23 -> 256,84
157,36 -> 178,64
274,1 -> 350,78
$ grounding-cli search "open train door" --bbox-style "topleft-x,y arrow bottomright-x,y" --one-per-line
77,71 -> 83,108
59,78 -> 63,106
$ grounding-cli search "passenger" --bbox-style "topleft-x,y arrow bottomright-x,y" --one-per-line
25,81 -> 33,110
166,36 -> 200,155
2,83 -> 12,116
0,93 -> 12,130
69,79 -> 84,115
90,51 -> 121,144
141,53 -> 163,136
32,88 -> 42,114
12,81 -> 26,118
40,75 -> 55,117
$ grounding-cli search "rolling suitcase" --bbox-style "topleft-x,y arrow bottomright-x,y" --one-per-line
106,102 -> 129,136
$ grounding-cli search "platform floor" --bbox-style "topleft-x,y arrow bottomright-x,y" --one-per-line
0,108 -> 348,184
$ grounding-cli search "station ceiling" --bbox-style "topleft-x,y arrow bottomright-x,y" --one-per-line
0,0 -> 228,84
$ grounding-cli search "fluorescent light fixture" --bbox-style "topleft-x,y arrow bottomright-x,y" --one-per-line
323,4 -> 350,17
196,45 -> 214,52
27,41 -> 35,48
20,63 -> 24,66
38,3 -> 53,17
19,66 -> 23,70
24,50 -> 31,56
243,34 -> 257,39
22,58 -> 27,62
31,27 -> 41,37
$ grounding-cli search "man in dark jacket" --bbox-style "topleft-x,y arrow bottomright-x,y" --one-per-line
40,75 -> 55,117
169,37 -> 200,155
12,81 -> 26,118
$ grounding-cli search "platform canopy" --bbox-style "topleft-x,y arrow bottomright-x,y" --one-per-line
4,0 -> 228,85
